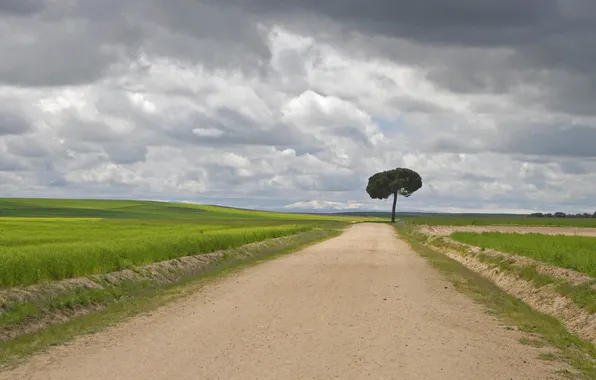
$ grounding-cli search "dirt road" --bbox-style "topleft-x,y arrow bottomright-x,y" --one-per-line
1,224 -> 563,380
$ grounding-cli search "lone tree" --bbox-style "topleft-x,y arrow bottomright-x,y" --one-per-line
366,168 -> 422,223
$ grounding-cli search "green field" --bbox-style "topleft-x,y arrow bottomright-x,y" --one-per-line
451,232 -> 596,278
408,215 -> 596,227
0,198 -> 370,287
0,198 -> 368,221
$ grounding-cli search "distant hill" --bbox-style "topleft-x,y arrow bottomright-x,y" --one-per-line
0,198 -> 374,222
331,211 -> 525,218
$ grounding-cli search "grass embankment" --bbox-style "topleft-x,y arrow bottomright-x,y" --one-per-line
395,223 -> 596,379
408,216 -> 596,227
451,232 -> 596,278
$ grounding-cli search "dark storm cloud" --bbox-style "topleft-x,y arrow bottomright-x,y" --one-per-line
166,107 -> 326,154
0,0 -> 270,86
536,71 -> 596,116
229,0 -> 558,45
59,121 -> 123,143
460,173 -> 496,183
503,124 -> 596,158
557,160 -> 591,175
0,0 -> 45,15
0,1 -> 139,86
104,144 -> 148,165
0,112 -> 31,135
429,123 -> 596,158
4,0 -> 594,114
5,136 -> 50,157
222,0 -> 596,114
0,152 -> 28,171
388,96 -> 445,114
141,1 -> 271,69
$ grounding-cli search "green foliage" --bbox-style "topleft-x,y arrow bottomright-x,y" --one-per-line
365,168 -> 422,200
451,232 -> 596,278
366,168 -> 422,223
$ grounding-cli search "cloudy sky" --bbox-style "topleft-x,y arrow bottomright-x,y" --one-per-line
1,0 -> 595,213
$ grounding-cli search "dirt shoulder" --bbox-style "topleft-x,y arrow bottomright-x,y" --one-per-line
419,225 -> 596,237
0,224 -> 565,380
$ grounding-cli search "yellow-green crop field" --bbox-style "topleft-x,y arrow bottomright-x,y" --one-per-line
0,198 -> 372,287
451,232 -> 596,278
407,215 -> 596,227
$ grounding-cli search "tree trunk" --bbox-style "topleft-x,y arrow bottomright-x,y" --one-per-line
391,192 -> 398,223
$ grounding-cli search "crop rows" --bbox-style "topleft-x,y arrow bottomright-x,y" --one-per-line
408,216 -> 596,227
0,221 -> 315,287
451,232 -> 596,278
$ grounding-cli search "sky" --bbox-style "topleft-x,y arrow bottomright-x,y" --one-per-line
1,0 -> 595,214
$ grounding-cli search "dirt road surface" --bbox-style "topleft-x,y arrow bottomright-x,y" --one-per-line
1,224 -> 563,380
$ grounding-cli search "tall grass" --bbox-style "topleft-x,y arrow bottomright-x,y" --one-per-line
0,224 -> 315,287
0,218 -> 229,247
451,232 -> 596,277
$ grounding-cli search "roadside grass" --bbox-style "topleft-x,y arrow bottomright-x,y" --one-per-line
519,337 -> 547,348
0,280 -> 152,331
395,223 -> 596,380
451,232 -> 596,278
407,216 -> 596,227
0,227 -> 344,368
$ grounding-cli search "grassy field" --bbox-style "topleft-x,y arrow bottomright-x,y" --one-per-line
408,215 -> 596,227
451,232 -> 596,278
0,198 -> 369,288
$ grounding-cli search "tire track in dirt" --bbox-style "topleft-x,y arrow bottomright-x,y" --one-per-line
0,224 -> 564,380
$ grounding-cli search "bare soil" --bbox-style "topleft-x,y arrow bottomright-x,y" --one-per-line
0,224 -> 564,380
419,225 -> 596,237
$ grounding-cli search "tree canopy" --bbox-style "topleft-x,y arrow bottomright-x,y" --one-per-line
366,168 -> 422,223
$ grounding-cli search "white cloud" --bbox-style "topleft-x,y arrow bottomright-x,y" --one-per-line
193,128 -> 224,138
283,200 -> 364,211
1,3 -> 596,214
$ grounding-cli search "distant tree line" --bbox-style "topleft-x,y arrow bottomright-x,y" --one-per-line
529,211 -> 596,218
